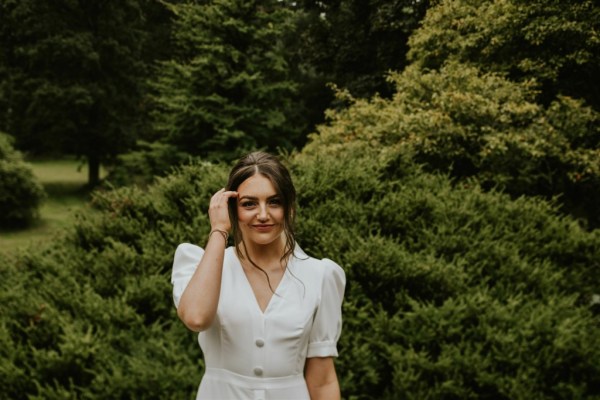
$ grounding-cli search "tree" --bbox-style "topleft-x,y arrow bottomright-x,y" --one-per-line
311,62 -> 600,228
408,0 -> 600,111
150,0 -> 301,161
294,0 -> 430,99
0,0 -> 148,186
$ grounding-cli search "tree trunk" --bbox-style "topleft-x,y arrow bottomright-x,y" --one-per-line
88,155 -> 101,188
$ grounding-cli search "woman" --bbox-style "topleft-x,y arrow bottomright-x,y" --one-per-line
171,152 -> 346,400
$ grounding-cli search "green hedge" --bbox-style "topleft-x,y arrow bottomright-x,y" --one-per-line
1,137 -> 598,398
0,132 -> 45,227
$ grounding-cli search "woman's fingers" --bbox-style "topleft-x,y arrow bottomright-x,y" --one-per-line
209,189 -> 238,231
221,191 -> 238,200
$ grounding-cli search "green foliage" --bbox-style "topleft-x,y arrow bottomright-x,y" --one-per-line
313,63 -> 600,227
294,0 -> 430,98
0,132 -> 45,227
408,0 -> 600,110
150,0 -> 301,160
0,0 -> 150,186
293,141 -> 600,399
0,162 -> 229,398
104,141 -> 192,187
2,134 -> 598,397
1,2 -> 599,396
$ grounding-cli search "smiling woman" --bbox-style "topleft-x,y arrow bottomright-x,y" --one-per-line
171,151 -> 346,400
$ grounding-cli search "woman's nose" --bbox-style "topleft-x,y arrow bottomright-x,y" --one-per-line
257,205 -> 268,221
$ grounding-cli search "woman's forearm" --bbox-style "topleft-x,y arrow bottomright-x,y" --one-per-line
307,380 -> 340,400
305,357 -> 341,400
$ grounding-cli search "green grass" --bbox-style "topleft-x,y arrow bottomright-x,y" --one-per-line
0,158 -> 105,255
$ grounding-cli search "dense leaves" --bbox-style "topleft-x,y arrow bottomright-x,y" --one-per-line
1,0 -> 599,398
0,0 -> 150,186
408,0 -> 600,110
0,132 -> 45,227
315,63 -> 600,228
150,0 -> 301,160
294,0 -> 430,98
1,139 -> 599,397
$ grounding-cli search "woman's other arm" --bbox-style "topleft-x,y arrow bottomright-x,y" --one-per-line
305,357 -> 341,400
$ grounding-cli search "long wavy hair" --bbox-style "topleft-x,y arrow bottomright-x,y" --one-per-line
226,152 -> 297,289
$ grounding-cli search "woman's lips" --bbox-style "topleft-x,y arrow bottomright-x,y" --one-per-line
252,224 -> 275,232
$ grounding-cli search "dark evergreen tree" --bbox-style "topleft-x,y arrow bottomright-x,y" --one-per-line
150,0 -> 301,160
0,0 -> 149,186
294,0 -> 430,98
285,0 -> 430,137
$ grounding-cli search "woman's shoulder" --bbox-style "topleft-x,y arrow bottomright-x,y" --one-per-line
293,247 -> 345,281
175,243 -> 238,258
174,242 -> 204,258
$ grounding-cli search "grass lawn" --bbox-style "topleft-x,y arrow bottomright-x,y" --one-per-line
0,158 -> 105,255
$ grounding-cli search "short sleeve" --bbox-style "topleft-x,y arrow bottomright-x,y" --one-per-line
307,258 -> 346,358
171,243 -> 205,308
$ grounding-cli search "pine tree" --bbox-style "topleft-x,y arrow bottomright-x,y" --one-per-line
0,0 -> 148,186
151,0 -> 300,160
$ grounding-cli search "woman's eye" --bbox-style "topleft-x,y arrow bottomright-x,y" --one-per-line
269,199 -> 282,206
241,201 -> 256,208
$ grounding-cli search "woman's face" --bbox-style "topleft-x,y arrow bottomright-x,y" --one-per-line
236,173 -> 285,246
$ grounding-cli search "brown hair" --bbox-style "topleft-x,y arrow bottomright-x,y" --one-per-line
226,152 -> 297,287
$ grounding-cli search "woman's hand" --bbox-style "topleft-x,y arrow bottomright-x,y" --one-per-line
208,188 -> 238,232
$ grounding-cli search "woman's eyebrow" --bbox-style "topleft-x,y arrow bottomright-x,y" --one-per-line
238,194 -> 279,200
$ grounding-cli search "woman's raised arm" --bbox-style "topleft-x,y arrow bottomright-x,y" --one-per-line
176,188 -> 237,332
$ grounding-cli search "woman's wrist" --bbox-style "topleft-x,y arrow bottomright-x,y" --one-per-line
208,229 -> 229,245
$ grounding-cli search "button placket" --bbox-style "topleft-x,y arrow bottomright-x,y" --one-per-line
252,312 -> 266,378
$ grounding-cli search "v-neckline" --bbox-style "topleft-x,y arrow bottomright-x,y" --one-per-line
234,253 -> 289,315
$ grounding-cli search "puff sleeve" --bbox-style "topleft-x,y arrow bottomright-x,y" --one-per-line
307,258 -> 346,358
171,243 -> 205,308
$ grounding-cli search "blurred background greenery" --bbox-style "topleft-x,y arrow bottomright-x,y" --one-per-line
0,0 -> 598,399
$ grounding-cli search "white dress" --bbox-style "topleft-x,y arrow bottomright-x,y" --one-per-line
171,243 -> 346,400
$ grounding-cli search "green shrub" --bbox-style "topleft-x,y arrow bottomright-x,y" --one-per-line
104,141 -> 191,188
0,132 -> 45,227
0,138 -> 598,398
293,141 -> 600,398
407,0 -> 600,111
314,63 -> 600,228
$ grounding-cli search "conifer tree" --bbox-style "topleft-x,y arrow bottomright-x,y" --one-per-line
0,0 -> 148,186
151,0 -> 300,160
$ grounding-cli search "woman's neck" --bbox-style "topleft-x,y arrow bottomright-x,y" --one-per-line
239,236 -> 287,270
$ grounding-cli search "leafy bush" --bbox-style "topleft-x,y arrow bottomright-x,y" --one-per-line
0,164 -> 228,399
104,141 -> 191,187
0,132 -> 45,227
293,141 -> 600,398
1,136 -> 598,398
407,0 -> 600,111
315,63 -> 600,228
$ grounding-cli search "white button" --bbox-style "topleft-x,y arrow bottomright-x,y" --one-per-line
255,338 -> 264,347
253,367 -> 263,376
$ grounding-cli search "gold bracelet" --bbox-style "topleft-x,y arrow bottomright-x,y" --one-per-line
208,229 -> 228,244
